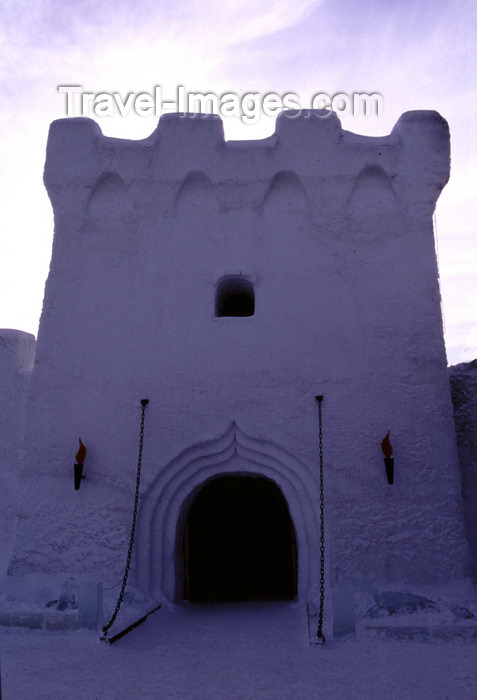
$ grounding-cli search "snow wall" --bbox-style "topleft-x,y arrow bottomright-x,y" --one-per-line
7,110 -> 471,604
0,331 -> 34,569
450,361 -> 477,578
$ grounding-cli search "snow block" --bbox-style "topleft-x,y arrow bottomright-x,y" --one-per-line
44,118 -> 103,187
391,110 -> 451,201
449,360 -> 477,576
0,330 -> 35,372
0,330 -> 34,525
77,582 -> 102,630
276,109 -> 342,145
155,112 -> 225,149
332,584 -> 356,637
367,591 -> 437,618
10,612 -> 43,629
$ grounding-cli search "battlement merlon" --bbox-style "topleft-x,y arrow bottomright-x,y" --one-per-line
43,110 -> 450,207
0,330 -> 35,373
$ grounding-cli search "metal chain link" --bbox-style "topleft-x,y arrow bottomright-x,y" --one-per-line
102,399 -> 149,639
315,395 -> 326,645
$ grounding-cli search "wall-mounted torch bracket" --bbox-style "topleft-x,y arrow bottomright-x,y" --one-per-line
384,457 -> 394,485
74,438 -> 87,491
381,431 -> 394,485
74,463 -> 84,490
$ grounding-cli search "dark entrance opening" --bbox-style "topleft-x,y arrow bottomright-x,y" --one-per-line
183,475 -> 297,602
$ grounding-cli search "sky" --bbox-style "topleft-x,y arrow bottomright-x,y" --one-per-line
0,0 -> 476,364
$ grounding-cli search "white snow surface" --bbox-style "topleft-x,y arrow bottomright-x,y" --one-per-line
2,601 -> 477,699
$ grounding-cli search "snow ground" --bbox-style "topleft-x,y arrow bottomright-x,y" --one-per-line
2,602 -> 477,699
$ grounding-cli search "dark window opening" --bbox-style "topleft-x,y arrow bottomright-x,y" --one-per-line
215,277 -> 255,317
183,475 -> 297,602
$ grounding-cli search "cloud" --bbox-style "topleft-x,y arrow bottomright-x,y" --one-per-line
1,0 -> 321,53
0,0 -> 475,362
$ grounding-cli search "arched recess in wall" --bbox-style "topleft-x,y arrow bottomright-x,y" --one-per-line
261,170 -> 308,214
348,164 -> 397,214
347,164 -> 398,244
87,171 -> 135,228
174,170 -> 219,214
135,423 -> 322,604
85,171 -> 139,269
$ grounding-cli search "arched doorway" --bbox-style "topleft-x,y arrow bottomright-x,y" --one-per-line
183,475 -> 297,602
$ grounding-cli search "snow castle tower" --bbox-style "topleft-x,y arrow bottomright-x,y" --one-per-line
8,110 -> 470,608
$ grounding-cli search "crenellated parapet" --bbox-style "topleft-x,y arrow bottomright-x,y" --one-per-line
43,110 -> 449,218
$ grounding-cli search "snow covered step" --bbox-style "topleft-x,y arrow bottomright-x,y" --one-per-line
366,624 -> 477,640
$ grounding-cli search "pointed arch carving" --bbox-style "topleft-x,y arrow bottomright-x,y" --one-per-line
261,170 -> 308,213
174,170 -> 219,213
87,171 -> 135,224
349,164 -> 396,211
136,423 -> 322,603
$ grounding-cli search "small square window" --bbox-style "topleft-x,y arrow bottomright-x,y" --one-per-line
215,276 -> 255,317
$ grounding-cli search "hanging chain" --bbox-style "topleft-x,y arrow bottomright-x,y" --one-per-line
315,395 -> 326,645
102,399 -> 149,639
